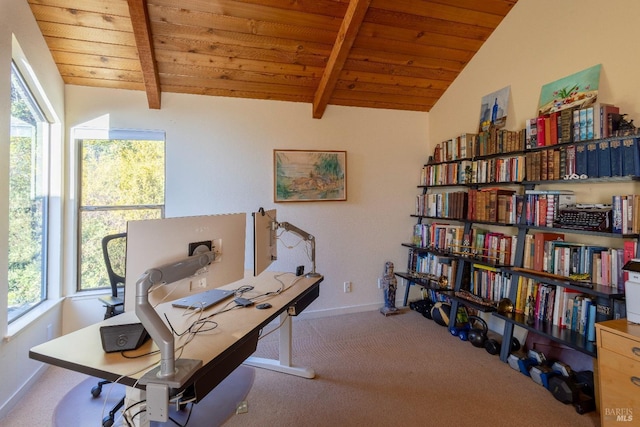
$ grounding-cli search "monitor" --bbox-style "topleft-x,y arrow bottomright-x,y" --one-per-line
124,213 -> 246,311
252,208 -> 277,276
252,207 -> 320,278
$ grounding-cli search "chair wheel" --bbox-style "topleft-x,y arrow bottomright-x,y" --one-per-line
91,385 -> 102,398
102,415 -> 114,427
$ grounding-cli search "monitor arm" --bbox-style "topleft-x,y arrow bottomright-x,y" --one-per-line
274,221 -> 321,278
135,247 -> 215,387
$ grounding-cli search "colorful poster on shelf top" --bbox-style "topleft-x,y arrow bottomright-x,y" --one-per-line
538,64 -> 601,116
479,85 -> 510,132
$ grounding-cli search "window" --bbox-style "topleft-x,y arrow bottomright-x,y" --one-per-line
8,62 -> 50,323
78,133 -> 165,291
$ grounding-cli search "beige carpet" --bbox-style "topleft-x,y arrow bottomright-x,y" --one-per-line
1,309 -> 600,427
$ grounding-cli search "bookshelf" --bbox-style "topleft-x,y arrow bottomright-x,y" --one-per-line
398,127 -> 639,364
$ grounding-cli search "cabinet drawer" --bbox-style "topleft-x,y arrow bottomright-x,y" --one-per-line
599,330 -> 640,362
598,347 -> 640,426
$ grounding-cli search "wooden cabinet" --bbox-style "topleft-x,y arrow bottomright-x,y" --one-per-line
596,319 -> 640,426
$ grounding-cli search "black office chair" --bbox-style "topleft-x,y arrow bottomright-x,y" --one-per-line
92,232 -> 127,427
99,232 -> 127,319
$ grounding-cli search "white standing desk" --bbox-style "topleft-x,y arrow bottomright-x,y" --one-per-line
29,272 -> 322,426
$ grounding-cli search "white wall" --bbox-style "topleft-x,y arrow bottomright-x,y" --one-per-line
0,0 -> 65,419
65,87 -> 428,322
430,0 -> 640,144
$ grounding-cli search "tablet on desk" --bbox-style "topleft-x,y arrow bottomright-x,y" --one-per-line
171,288 -> 235,310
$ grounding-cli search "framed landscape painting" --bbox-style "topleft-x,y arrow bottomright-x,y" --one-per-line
274,150 -> 347,202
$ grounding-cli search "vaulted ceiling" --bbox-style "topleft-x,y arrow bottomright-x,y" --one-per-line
27,0 -> 518,118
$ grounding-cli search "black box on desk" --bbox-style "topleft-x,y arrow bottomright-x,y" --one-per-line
100,323 -> 150,353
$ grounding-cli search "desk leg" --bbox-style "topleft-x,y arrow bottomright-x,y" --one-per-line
244,312 -> 315,379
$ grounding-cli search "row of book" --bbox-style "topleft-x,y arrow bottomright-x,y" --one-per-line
612,194 -> 640,234
411,223 -> 464,252
461,155 -> 526,184
523,190 -> 576,227
406,248 -> 457,289
424,137 -> 640,185
433,128 -> 525,163
525,136 -> 640,181
467,188 -> 519,224
421,154 -> 529,187
524,149 -> 562,181
417,189 -> 640,236
521,231 -> 636,290
515,278 -> 598,340
411,223 -> 518,267
469,264 -> 512,302
525,103 -> 621,148
415,191 -> 467,218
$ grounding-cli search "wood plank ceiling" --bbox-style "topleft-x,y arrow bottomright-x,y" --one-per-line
27,0 -> 518,118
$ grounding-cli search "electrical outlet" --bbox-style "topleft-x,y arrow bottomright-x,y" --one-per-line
198,277 -> 207,288
343,281 -> 352,293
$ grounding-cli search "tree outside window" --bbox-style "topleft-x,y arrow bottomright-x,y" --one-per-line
78,136 -> 165,291
8,62 -> 48,322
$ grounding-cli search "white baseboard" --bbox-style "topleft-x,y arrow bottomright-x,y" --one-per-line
294,302 -> 386,320
0,363 -> 48,420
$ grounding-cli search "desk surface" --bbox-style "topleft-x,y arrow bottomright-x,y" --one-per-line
30,272 -> 322,395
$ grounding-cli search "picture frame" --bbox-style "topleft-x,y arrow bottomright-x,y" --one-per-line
274,149 -> 347,202
479,85 -> 510,132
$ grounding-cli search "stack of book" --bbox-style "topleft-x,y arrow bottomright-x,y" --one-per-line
525,103 -> 621,148
469,263 -> 512,302
524,190 -> 576,227
514,278 -> 599,341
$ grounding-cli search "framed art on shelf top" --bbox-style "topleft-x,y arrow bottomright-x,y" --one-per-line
274,149 -> 347,202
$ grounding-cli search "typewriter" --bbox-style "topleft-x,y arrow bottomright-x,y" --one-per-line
553,205 -> 612,232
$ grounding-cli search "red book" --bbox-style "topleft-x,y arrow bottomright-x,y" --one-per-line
534,232 -> 564,272
549,112 -> 559,145
536,116 -> 546,147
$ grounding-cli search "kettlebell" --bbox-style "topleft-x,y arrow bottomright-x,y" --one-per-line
467,315 -> 488,348
485,336 -> 521,355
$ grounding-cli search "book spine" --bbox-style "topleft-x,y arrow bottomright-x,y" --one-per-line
586,142 -> 598,178
575,144 -> 587,176
597,139 -> 611,177
610,138 -> 622,177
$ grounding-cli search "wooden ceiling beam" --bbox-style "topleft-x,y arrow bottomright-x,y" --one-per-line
127,0 -> 161,109
312,0 -> 371,119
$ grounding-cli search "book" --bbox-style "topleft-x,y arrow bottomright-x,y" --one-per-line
534,232 -> 564,271
585,107 -> 594,140
525,118 -> 538,149
597,139 -> 611,177
549,111 -> 559,145
579,109 -> 588,141
600,104 -> 620,138
612,195 -> 623,234
565,145 -> 576,176
572,109 -> 581,142
559,108 -> 574,144
621,137 -> 640,176
586,142 -> 598,178
610,138 -> 622,177
575,144 -> 587,176
536,116 -> 546,147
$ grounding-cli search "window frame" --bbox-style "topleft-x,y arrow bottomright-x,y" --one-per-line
7,60 -> 52,323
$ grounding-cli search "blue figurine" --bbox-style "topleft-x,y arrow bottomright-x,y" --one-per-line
380,261 -> 399,316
